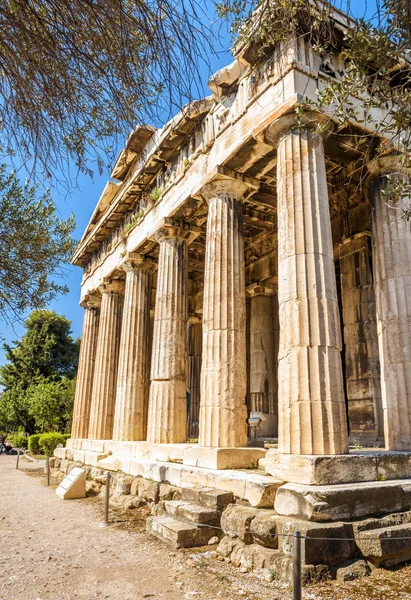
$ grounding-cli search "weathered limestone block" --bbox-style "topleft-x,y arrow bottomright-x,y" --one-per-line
369,159 -> 411,450
159,483 -> 182,501
244,473 -> 282,508
199,179 -> 249,448
146,515 -> 219,549
281,520 -> 355,566
247,283 -> 278,438
147,222 -> 198,443
131,478 -> 160,503
113,474 -> 134,495
249,512 -> 278,548
339,235 -> 382,442
336,560 -> 371,582
113,254 -> 154,441
71,294 -> 101,439
164,500 -> 219,524
275,480 -> 411,522
265,448 -> 411,485
352,511 -> 411,536
220,505 -> 261,542
85,480 -> 102,497
181,487 -> 234,509
216,535 -> 245,558
355,524 -> 411,566
240,545 -> 279,570
183,446 -> 266,470
268,117 -> 348,454
88,280 -> 124,440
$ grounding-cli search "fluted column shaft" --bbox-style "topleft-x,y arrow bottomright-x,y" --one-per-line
146,224 -> 191,443
370,167 -> 411,450
113,255 -> 154,441
88,281 -> 124,440
248,284 -> 278,438
274,123 -> 348,454
187,317 -> 202,439
339,234 -> 382,442
199,180 -> 248,448
71,294 -> 101,439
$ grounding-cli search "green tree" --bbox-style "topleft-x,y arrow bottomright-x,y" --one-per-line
0,385 -> 31,433
26,378 -> 76,433
0,310 -> 79,434
0,165 -> 76,323
1,310 -> 79,390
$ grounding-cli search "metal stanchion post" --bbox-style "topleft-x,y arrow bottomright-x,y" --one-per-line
46,456 -> 50,486
16,448 -> 20,469
99,471 -> 111,528
293,531 -> 302,600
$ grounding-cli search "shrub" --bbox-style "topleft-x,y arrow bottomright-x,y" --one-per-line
28,434 -> 42,454
12,434 -> 28,449
39,432 -> 67,456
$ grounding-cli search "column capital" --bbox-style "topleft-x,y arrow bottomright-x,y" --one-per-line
246,282 -> 276,298
98,278 -> 125,295
121,252 -> 157,274
80,291 -> 101,309
201,178 -> 250,204
367,154 -> 410,180
265,111 -> 333,148
188,314 -> 202,325
151,218 -> 200,245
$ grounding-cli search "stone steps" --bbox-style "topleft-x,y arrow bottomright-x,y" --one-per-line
146,486 -> 232,549
164,500 -> 219,524
146,515 -> 219,549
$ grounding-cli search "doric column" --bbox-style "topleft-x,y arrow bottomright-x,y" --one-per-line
113,254 -> 155,442
339,233 -> 382,442
267,115 -> 348,454
247,283 -> 278,438
71,293 -> 101,439
146,221 -> 198,443
88,279 -> 124,440
187,316 -> 202,439
368,157 -> 411,450
199,179 -> 248,448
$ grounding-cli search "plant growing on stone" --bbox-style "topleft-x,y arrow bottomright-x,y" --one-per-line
150,187 -> 161,203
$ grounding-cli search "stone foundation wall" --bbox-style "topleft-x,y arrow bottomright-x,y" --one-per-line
51,458 -> 411,585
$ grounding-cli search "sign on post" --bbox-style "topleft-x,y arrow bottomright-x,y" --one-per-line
56,467 -> 86,500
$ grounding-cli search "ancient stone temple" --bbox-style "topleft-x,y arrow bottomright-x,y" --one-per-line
58,4 -> 411,582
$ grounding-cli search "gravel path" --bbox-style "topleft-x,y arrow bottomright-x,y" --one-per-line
0,455 -> 285,600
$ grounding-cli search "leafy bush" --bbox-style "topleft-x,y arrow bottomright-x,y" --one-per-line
38,432 -> 67,456
12,434 -> 28,449
28,434 -> 42,454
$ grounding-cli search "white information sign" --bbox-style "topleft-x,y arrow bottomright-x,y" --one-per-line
56,467 -> 86,500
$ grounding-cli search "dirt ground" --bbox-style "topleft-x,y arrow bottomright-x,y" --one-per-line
1,455 -> 411,600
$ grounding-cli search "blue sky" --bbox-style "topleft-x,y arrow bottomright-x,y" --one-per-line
0,0 -> 378,365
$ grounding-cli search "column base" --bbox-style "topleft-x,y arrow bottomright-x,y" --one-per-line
265,449 -> 411,485
183,446 -> 266,470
